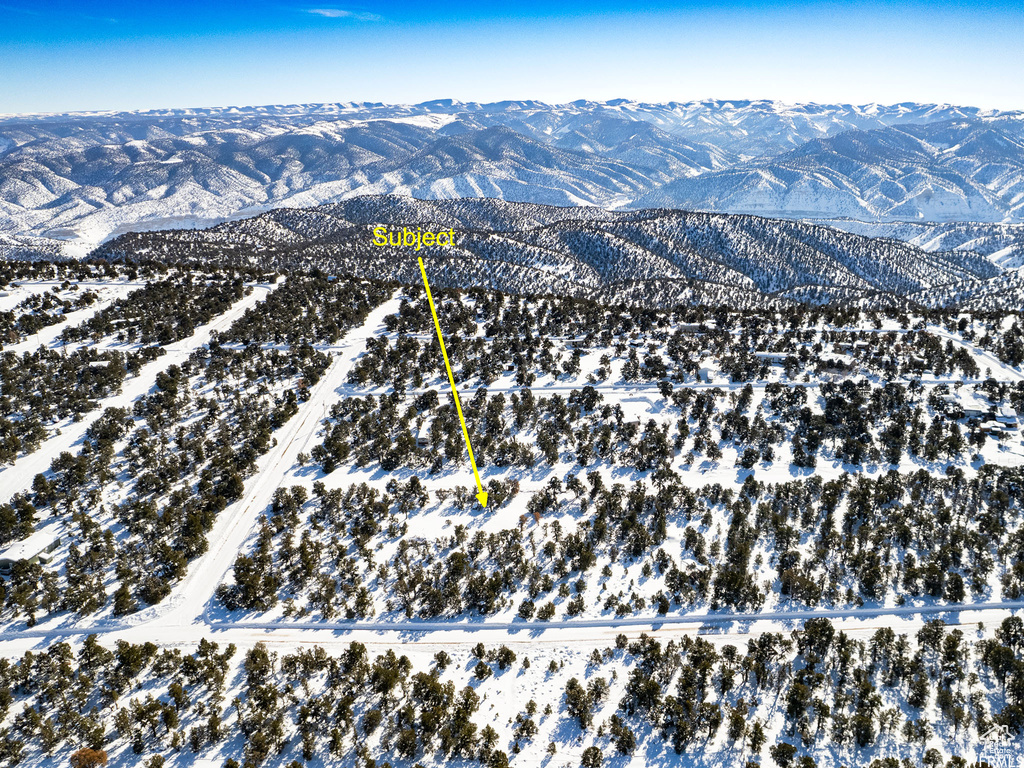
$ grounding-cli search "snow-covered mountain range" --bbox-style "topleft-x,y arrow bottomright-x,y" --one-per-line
635,120 -> 1024,221
2,99 -> 1023,259
98,195 -> 1020,310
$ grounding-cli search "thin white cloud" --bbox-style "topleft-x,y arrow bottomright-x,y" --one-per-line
306,8 -> 383,21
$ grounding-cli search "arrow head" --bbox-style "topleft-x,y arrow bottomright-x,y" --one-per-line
476,491 -> 489,508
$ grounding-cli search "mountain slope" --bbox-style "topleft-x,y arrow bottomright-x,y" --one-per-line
818,219 -> 1024,270
329,126 -> 664,207
94,195 -> 1006,308
634,120 -> 1024,222
3,100 -> 1024,253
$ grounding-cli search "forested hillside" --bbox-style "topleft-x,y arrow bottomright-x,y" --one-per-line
3,100 -> 1023,255
96,196 -> 1014,309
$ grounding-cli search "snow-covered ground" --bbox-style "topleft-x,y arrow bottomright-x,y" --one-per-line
5,296 -> 1023,646
0,283 -> 1023,768
0,281 -> 274,504
129,297 -> 403,632
0,279 -> 145,354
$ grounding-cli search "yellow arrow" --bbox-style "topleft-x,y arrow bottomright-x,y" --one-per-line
418,257 -> 488,508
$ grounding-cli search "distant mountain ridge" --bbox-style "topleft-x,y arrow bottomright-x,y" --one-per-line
2,99 -> 1024,260
818,219 -> 1024,270
636,120 -> 1024,222
96,195 -> 1015,310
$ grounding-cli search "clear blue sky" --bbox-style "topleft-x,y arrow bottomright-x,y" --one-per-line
1,0 -> 1021,114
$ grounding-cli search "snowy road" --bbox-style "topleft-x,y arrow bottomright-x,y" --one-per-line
724,324 -> 1024,381
0,281 -> 151,356
1,301 -> 1022,656
1,594 -> 1021,654
929,327 -> 1024,382
0,295 -> 402,654
124,296 -> 403,633
0,282 -> 274,503
220,322 -> 1024,394
209,597 -> 1024,635
332,375 -> 1021,399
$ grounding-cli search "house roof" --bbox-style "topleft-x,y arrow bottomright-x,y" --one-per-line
0,527 -> 62,564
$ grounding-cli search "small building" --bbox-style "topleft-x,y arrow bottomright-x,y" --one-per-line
753,351 -> 789,364
550,336 -> 590,350
964,408 -> 987,419
698,365 -> 720,383
415,420 -> 434,449
0,529 -> 62,576
997,406 -> 1019,429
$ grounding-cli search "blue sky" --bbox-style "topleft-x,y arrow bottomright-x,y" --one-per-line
0,0 -> 1021,113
